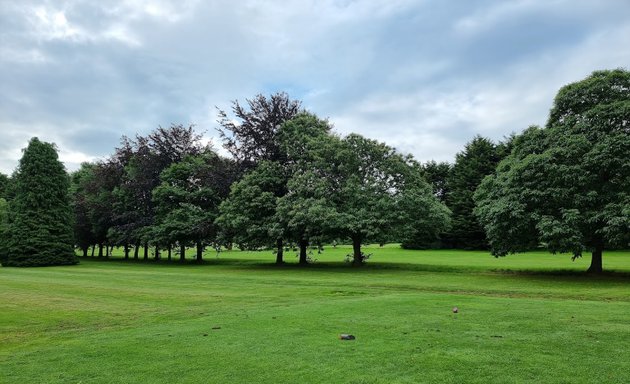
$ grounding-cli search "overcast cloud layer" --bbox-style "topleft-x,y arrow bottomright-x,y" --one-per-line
1,0 -> 629,174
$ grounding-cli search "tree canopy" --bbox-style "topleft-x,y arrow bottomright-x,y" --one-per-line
2,75 -> 626,270
153,150 -> 236,262
474,69 -> 630,273
277,125 -> 450,264
218,112 -> 332,265
217,92 -> 303,168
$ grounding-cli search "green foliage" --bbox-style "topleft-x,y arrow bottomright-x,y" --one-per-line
402,161 -> 452,249
444,136 -> 503,249
2,138 -> 76,267
275,113 -> 335,256
70,163 -> 98,256
399,163 -> 452,250
0,173 -> 9,199
152,151 -> 236,256
475,69 -> 630,272
218,112 -> 332,264
111,125 -> 206,252
280,129 -> 450,263
217,161 -> 287,251
0,198 -> 8,265
419,160 -> 451,203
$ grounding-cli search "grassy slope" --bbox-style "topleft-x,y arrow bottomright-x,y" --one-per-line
1,246 -> 629,383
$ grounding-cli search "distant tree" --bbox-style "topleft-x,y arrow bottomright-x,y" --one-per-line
217,92 -> 303,169
420,161 -> 451,203
443,136 -> 502,249
70,163 -> 98,257
0,198 -> 8,265
153,151 -> 236,263
401,160 -> 452,249
3,138 -> 76,267
85,159 -> 127,258
0,173 -> 9,199
474,69 -> 630,273
111,125 -> 206,259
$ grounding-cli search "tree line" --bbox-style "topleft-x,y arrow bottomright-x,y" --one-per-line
0,69 -> 628,272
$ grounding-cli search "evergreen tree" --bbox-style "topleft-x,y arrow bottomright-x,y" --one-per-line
420,161 -> 451,203
0,198 -> 8,265
443,136 -> 502,249
3,138 -> 76,267
0,172 -> 9,199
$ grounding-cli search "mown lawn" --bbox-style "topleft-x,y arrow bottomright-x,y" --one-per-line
1,246 -> 629,383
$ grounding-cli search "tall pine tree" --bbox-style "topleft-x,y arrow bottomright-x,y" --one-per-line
3,138 -> 77,267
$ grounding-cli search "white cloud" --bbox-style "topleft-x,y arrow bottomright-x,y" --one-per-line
1,0 -> 629,174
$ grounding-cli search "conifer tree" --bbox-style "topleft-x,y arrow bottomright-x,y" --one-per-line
3,138 -> 77,267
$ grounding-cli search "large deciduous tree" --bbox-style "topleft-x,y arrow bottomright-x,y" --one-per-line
217,112 -> 331,265
217,161 -> 288,264
3,138 -> 76,267
474,69 -> 630,273
282,131 -> 450,264
217,92 -> 303,169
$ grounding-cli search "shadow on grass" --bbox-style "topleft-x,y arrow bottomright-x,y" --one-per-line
487,268 -> 630,282
76,256 -> 630,281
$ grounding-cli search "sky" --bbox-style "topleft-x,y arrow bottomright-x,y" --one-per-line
1,0 -> 629,174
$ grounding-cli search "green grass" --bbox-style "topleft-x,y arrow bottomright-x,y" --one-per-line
1,245 -> 629,383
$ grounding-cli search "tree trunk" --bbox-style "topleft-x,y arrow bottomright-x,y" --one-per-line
133,242 -> 139,260
82,246 -> 88,258
91,244 -> 95,257
167,245 -> 172,261
227,242 -> 233,251
352,235 -> 363,265
299,239 -> 308,265
154,245 -> 160,261
98,244 -> 103,258
276,238 -> 284,265
124,243 -> 129,260
143,242 -> 149,260
196,241 -> 203,263
587,245 -> 603,273
180,243 -> 186,262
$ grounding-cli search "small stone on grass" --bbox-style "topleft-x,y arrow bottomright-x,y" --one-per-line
339,334 -> 355,340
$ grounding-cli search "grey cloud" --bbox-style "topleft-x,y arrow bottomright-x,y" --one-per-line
1,0 -> 629,174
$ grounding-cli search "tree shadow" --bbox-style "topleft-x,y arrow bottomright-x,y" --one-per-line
76,255 -> 630,281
